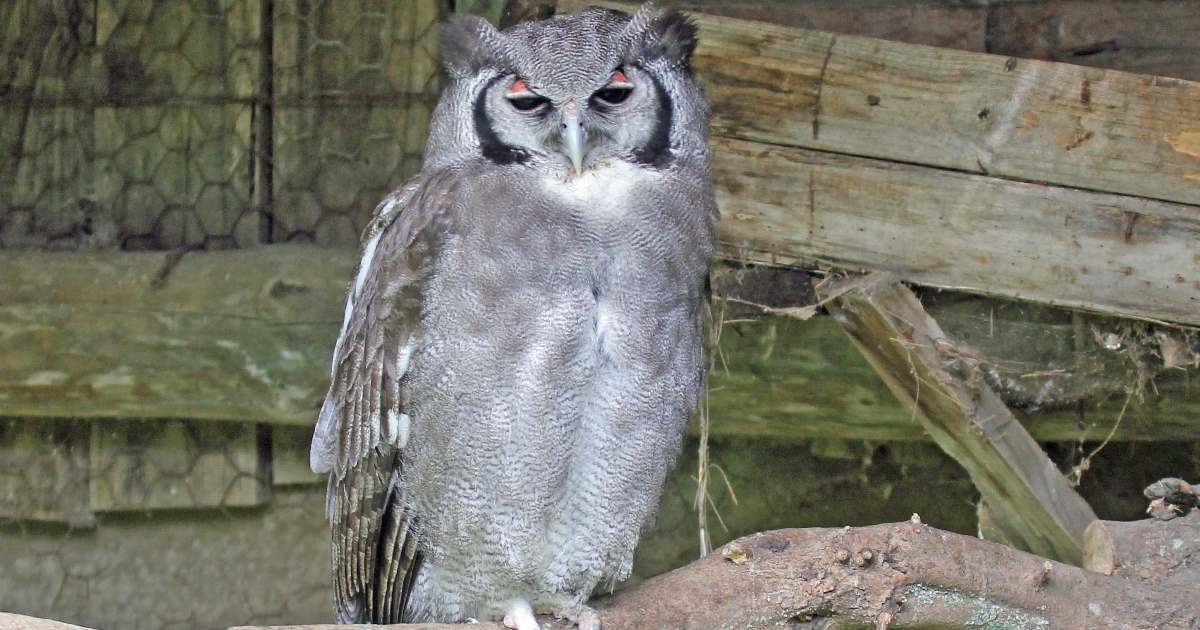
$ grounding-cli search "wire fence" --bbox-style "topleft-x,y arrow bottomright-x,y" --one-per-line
0,0 -> 441,251
0,2 -> 442,626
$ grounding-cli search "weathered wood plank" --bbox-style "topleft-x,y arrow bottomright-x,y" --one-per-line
708,302 -> 1200,444
562,0 -> 1200,208
823,276 -> 1097,563
989,1 -> 1200,82
0,246 -> 351,425
667,0 -> 1200,82
640,0 -> 990,51
0,246 -> 1195,440
712,137 -> 1200,326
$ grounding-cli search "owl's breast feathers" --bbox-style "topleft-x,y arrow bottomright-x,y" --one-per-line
312,150 -> 713,623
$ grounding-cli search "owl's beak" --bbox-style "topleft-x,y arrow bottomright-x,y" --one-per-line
561,100 -> 585,176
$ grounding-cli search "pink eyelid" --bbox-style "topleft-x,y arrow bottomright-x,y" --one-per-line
608,69 -> 633,89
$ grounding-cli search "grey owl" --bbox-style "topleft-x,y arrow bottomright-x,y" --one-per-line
309,5 -> 716,628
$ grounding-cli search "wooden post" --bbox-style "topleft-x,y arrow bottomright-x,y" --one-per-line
822,275 -> 1097,563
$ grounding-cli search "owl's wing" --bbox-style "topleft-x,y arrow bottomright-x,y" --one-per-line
309,170 -> 457,623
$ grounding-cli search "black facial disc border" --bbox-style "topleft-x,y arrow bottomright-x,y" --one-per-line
475,75 -> 532,165
631,72 -> 673,168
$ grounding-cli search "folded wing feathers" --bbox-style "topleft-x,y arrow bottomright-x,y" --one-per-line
314,170 -> 459,623
331,453 -> 393,621
376,480 -> 418,622
318,169 -> 457,478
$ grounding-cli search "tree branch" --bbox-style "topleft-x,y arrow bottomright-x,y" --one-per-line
222,517 -> 1200,630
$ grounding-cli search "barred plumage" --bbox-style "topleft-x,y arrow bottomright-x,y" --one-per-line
310,5 -> 716,628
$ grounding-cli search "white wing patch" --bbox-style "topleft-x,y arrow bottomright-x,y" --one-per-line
330,228 -> 386,375
385,410 -> 411,448
395,338 -> 415,376
384,338 -> 416,448
354,230 -> 383,297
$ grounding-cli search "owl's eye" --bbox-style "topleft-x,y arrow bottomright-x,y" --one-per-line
508,95 -> 549,112
592,86 -> 632,105
591,69 -> 634,106
505,78 -> 549,113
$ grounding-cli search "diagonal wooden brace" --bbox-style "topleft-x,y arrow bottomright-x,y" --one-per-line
822,274 -> 1096,563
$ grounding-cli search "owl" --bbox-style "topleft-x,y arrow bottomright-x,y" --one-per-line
308,5 -> 716,629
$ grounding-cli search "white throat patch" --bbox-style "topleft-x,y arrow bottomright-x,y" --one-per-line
540,160 -> 653,216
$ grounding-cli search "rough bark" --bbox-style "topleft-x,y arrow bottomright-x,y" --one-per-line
1084,511 -> 1200,589
13,518 -> 1200,629
225,520 -> 1200,630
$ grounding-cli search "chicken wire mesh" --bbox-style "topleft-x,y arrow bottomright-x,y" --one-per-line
0,0 -> 441,251
0,2 -> 442,626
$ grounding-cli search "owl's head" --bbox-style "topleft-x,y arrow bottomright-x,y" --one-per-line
425,5 -> 707,177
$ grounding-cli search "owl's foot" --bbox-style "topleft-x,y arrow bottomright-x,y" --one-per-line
533,601 -> 601,630
502,599 -> 540,630
567,605 -> 601,630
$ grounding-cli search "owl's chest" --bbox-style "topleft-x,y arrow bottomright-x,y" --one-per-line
448,162 -> 668,279
431,162 -> 696,337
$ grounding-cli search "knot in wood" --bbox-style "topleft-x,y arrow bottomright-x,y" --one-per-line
723,543 -> 752,565
1030,560 -> 1053,589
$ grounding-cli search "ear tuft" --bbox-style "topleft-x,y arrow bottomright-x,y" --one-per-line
629,8 -> 698,69
439,15 -> 503,78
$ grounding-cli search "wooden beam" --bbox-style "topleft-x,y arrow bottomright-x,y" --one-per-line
563,0 -> 1200,208
666,0 -> 1200,84
666,0 -> 991,52
989,1 -> 1200,82
0,246 -> 351,426
1,247 -> 1195,439
822,276 -> 1097,563
712,137 -> 1200,326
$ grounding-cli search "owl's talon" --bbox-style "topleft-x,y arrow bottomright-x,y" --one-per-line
574,607 -> 601,630
533,602 -> 601,630
502,599 -> 541,630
